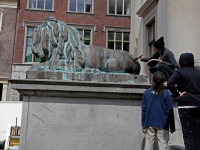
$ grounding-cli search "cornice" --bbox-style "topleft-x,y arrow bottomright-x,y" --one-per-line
136,0 -> 158,17
0,77 -> 9,82
0,0 -> 18,9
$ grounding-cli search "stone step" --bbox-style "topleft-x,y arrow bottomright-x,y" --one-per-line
169,145 -> 185,150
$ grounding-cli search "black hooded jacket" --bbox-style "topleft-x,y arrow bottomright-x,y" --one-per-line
167,53 -> 200,107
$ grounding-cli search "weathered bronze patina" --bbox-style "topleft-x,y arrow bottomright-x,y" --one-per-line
29,16 -> 140,74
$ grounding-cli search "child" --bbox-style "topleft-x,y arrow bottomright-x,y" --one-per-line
141,71 -> 175,150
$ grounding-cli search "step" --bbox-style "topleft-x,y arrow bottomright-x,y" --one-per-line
169,145 -> 185,150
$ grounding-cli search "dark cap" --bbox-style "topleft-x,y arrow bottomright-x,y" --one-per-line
154,36 -> 165,50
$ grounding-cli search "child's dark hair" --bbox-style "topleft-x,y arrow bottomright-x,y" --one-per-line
152,71 -> 166,94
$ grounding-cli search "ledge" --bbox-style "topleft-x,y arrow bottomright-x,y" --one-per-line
10,79 -> 151,88
102,25 -> 131,32
10,79 -> 151,99
67,23 -> 97,32
106,14 -> 131,18
10,79 -> 176,100
0,77 -> 9,83
13,63 -> 37,66
0,77 -> 9,80
25,8 -> 55,13
136,0 -> 158,17
66,11 -> 95,15
0,0 -> 18,9
21,20 -> 42,27
0,101 -> 22,103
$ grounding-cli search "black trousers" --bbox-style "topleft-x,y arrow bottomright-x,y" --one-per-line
178,108 -> 200,150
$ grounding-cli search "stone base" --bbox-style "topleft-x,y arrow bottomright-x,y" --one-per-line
10,80 -> 184,150
26,70 -> 147,84
21,96 -> 144,150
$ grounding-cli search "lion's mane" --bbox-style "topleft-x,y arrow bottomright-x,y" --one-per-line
31,16 -> 84,71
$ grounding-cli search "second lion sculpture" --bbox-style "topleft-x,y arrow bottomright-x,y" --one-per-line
29,16 -> 140,74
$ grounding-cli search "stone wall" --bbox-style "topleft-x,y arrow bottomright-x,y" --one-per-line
167,0 -> 200,60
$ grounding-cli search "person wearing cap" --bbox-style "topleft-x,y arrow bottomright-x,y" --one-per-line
137,36 -> 179,81
167,53 -> 200,150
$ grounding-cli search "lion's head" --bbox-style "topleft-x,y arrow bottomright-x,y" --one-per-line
31,16 -> 84,71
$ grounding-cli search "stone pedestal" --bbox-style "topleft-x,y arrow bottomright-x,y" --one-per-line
26,70 -> 147,84
10,79 -> 184,150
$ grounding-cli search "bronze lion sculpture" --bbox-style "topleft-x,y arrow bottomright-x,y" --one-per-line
29,16 -> 140,74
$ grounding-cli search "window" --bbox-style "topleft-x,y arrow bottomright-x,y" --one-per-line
69,0 -> 93,13
28,0 -> 53,10
78,29 -> 91,45
108,0 -> 130,16
0,13 -> 2,31
148,21 -> 155,55
25,27 -> 40,63
107,31 -> 130,52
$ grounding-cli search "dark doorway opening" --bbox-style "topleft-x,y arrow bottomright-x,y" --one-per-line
0,83 -> 3,101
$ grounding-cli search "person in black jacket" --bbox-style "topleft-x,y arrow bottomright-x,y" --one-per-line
137,37 -> 179,81
167,53 -> 200,150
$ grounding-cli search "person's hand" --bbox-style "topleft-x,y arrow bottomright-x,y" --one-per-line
177,91 -> 186,99
157,60 -> 162,63
136,55 -> 143,60
142,128 -> 146,133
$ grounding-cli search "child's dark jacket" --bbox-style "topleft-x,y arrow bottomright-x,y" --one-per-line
142,88 -> 175,132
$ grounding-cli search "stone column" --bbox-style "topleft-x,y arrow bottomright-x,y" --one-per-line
2,82 -> 8,101
0,78 -> 9,101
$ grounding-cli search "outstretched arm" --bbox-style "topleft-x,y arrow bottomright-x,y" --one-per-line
141,52 -> 157,62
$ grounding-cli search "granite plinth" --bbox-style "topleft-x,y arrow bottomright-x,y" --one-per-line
26,70 -> 147,84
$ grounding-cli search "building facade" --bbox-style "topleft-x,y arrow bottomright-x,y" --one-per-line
131,0 -> 200,82
130,1 -> 200,148
10,0 -> 132,101
0,0 -> 18,101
